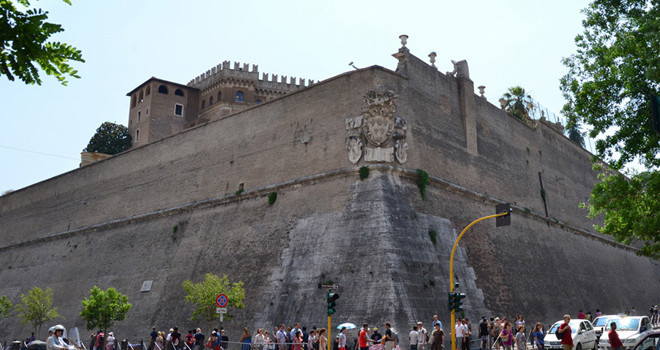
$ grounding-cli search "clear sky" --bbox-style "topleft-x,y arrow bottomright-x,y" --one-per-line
0,0 -> 591,194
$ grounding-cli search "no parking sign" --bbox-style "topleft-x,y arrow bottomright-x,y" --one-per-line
216,294 -> 228,308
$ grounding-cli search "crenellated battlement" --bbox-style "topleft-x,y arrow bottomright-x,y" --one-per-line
188,60 -> 315,91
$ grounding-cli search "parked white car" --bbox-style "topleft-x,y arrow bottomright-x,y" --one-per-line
545,319 -> 598,350
597,316 -> 653,350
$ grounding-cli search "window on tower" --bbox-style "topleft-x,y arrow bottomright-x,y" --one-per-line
209,96 -> 213,105
175,89 -> 184,97
158,85 -> 168,94
235,91 -> 244,102
174,104 -> 184,116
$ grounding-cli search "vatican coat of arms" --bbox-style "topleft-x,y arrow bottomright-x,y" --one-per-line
345,86 -> 408,164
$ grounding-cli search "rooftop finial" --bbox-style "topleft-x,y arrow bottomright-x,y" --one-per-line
428,52 -> 437,67
399,34 -> 409,47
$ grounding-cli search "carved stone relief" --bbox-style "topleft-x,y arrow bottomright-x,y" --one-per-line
345,86 -> 408,164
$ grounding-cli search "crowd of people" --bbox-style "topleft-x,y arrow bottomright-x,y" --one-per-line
32,307 -> 660,350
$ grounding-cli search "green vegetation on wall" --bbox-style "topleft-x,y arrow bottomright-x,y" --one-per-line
416,169 -> 430,200
428,229 -> 438,246
359,166 -> 370,181
268,192 -> 277,205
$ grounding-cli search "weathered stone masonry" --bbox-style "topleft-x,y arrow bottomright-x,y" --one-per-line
1,43 -> 659,341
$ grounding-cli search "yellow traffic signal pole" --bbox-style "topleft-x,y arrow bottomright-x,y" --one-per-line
449,212 -> 510,350
328,315 -> 332,350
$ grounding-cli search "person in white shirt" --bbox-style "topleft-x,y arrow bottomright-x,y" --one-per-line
338,327 -> 347,350
417,322 -> 427,350
409,325 -> 419,350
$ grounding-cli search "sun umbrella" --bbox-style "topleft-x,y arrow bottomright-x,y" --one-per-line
337,322 -> 357,330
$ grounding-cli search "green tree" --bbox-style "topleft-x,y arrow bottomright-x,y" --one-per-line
561,0 -> 659,169
583,170 -> 660,257
0,0 -> 84,85
182,273 -> 245,331
561,0 -> 660,257
0,295 -> 12,319
566,122 -> 585,146
501,86 -> 535,121
14,286 -> 60,334
84,122 -> 132,155
80,286 -> 132,331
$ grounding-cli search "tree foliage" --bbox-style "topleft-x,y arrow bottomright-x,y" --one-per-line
561,0 -> 660,257
501,86 -> 535,121
80,286 -> 132,331
84,122 -> 132,155
584,170 -> 660,257
561,0 -> 659,170
566,122 -> 585,146
14,286 -> 60,334
182,273 -> 245,329
0,295 -> 11,319
0,0 -> 84,85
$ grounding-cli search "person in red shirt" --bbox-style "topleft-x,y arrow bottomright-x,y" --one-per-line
577,311 -> 586,319
557,315 -> 573,350
608,322 -> 624,350
359,324 -> 371,350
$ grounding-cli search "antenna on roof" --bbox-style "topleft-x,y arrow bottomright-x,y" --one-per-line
348,62 -> 359,70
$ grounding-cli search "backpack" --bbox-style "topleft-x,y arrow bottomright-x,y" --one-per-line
313,340 -> 320,350
555,327 -> 564,340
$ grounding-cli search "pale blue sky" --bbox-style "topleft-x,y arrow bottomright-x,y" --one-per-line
0,0 -> 590,194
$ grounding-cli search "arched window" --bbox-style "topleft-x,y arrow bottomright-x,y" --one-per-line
158,85 -> 168,94
131,95 -> 136,108
139,90 -> 144,102
146,85 -> 151,96
217,91 -> 222,102
235,91 -> 244,102
202,100 -> 206,109
209,96 -> 213,105
175,89 -> 184,97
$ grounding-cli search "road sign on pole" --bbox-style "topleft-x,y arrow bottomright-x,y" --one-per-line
216,294 -> 228,308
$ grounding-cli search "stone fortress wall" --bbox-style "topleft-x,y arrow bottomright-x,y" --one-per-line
1,41 -> 658,341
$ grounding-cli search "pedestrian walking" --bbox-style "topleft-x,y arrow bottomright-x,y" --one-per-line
318,329 -> 327,350
479,318 -> 489,350
557,315 -> 573,350
608,323 -> 623,350
431,324 -> 443,350
491,318 -> 502,350
499,322 -> 514,350
532,323 -> 544,350
240,327 -> 252,350
514,326 -> 526,350
409,326 -> 419,350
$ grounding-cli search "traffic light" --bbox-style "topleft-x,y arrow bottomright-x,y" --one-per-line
448,292 -> 466,312
447,292 -> 456,311
327,292 -> 339,315
455,293 -> 466,312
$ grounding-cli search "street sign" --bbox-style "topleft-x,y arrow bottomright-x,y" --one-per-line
216,307 -> 227,314
320,284 -> 338,290
216,294 -> 228,308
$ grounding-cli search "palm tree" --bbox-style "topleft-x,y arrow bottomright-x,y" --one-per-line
501,86 -> 535,121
